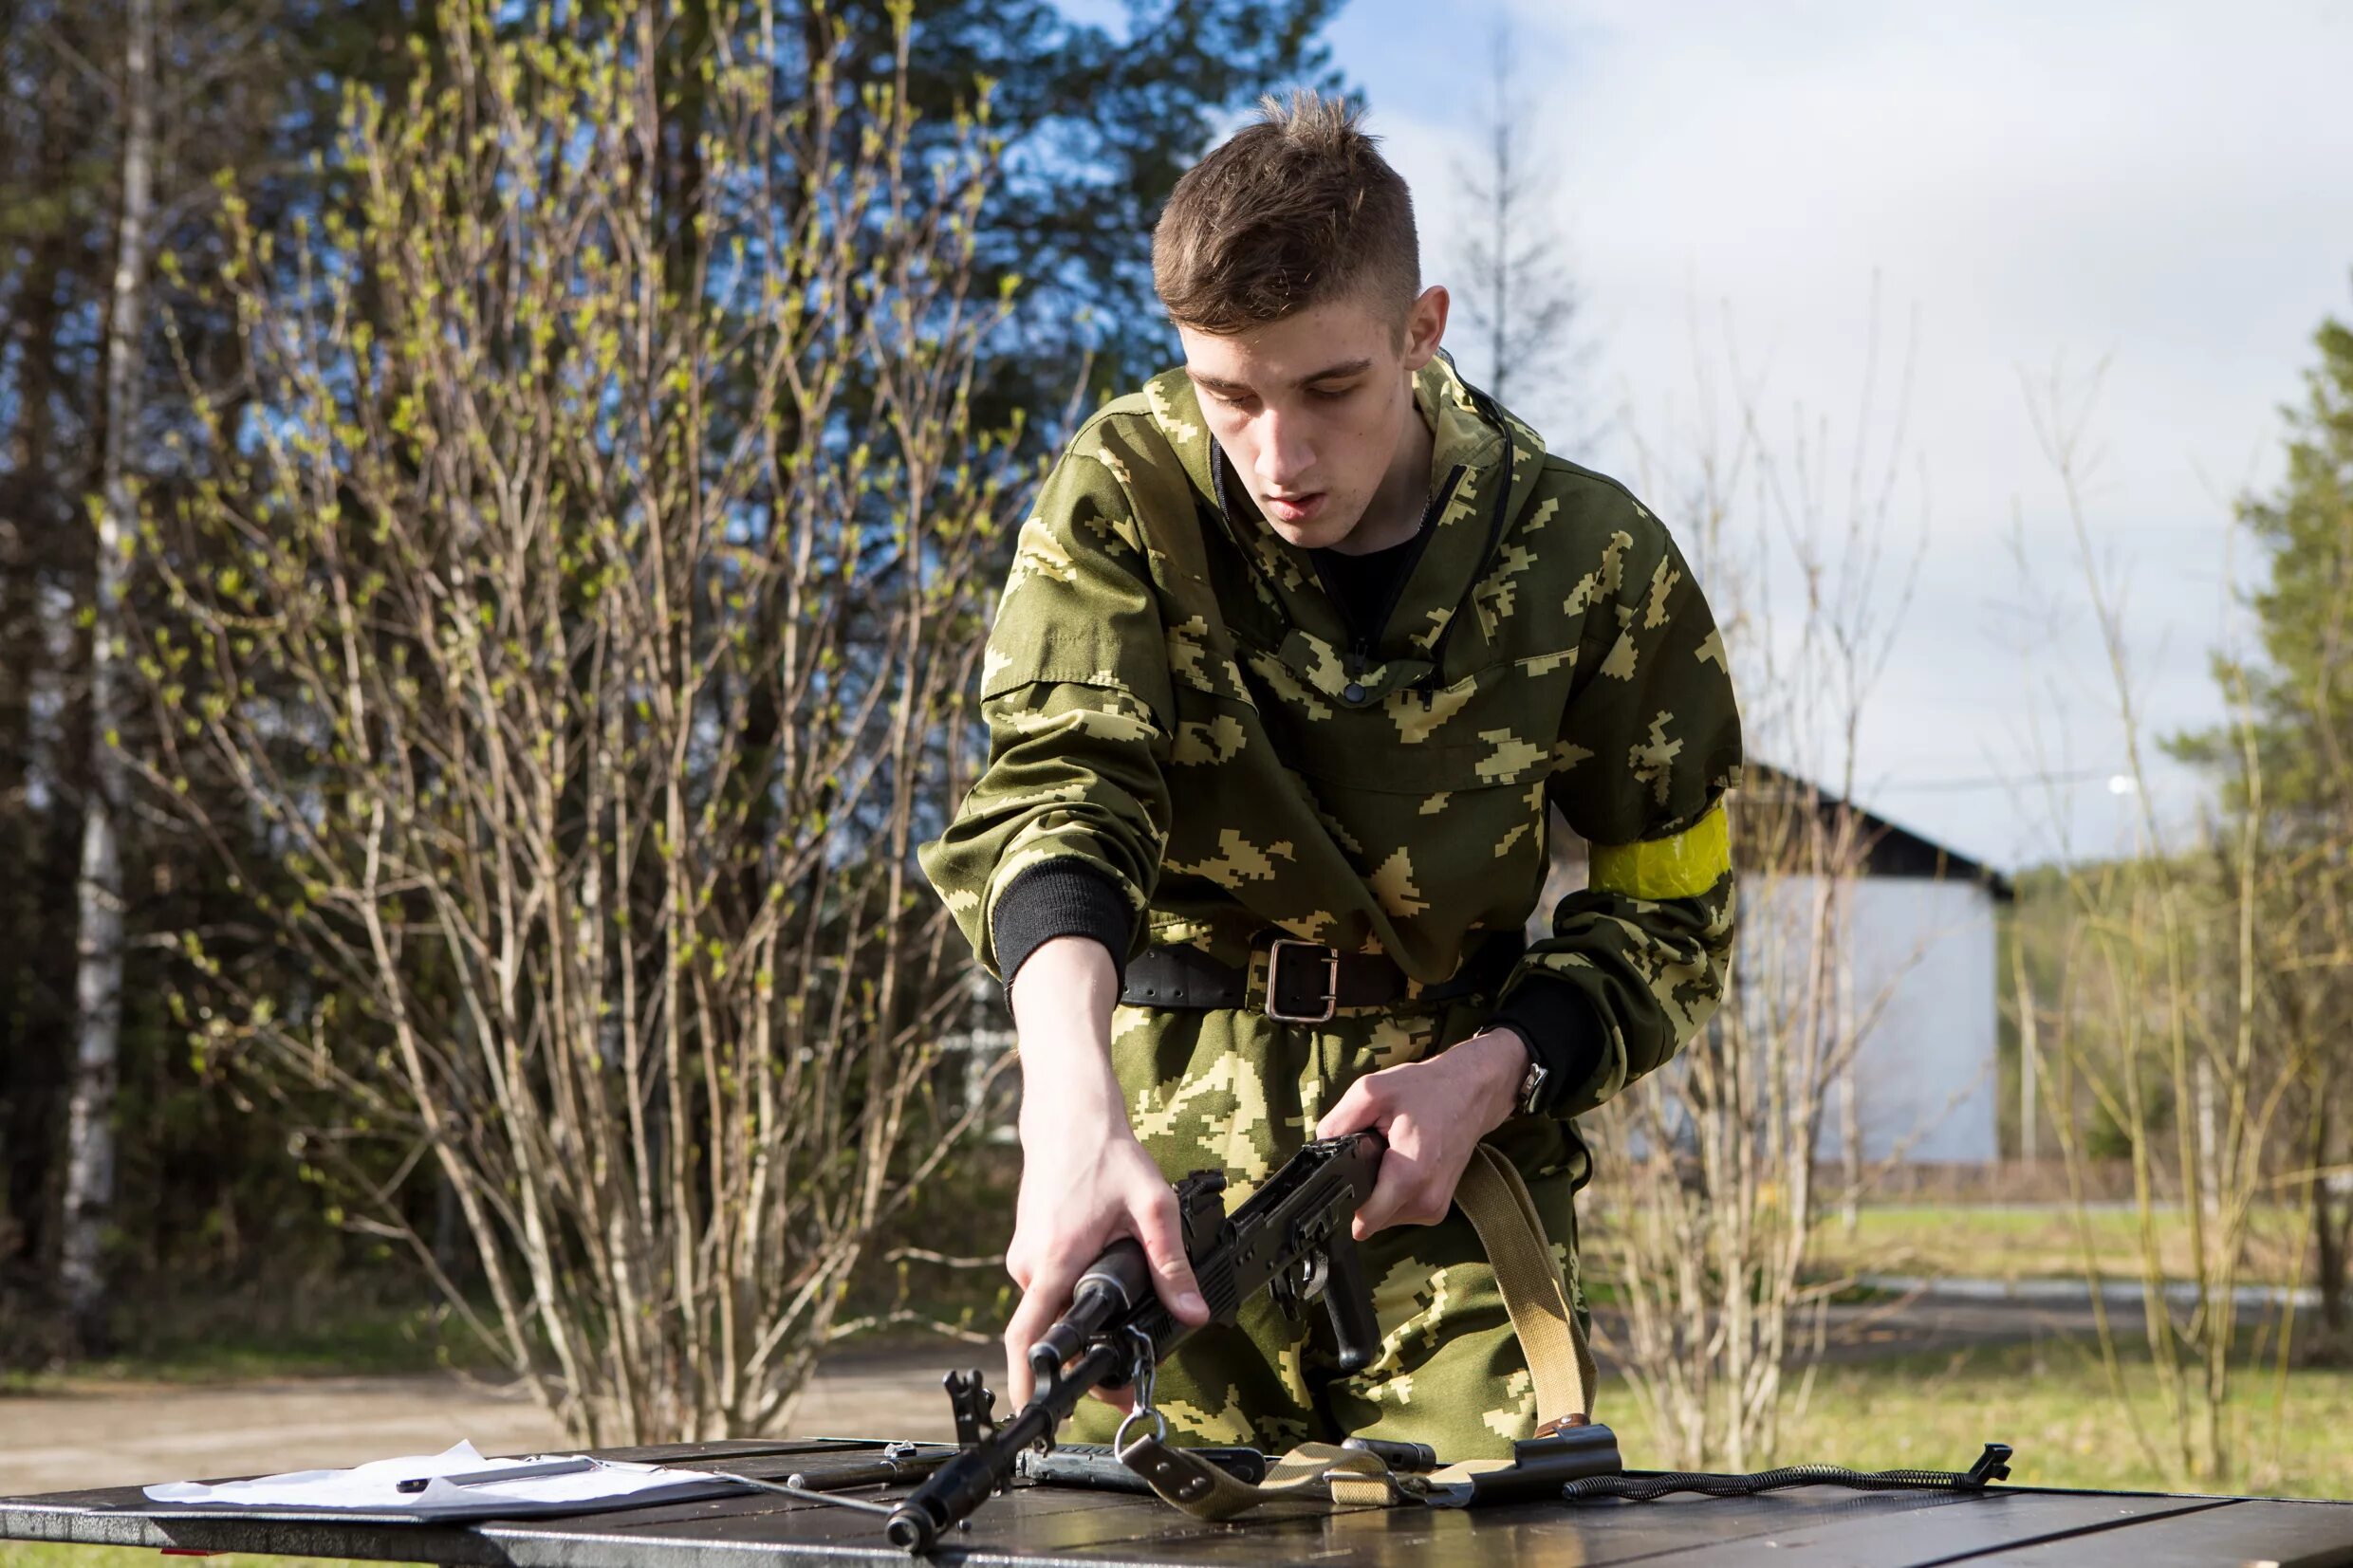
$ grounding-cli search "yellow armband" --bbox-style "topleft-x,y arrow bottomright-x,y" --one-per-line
1589,802 -> 1732,900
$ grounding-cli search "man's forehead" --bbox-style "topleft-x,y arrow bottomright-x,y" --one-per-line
1176,296 -> 1401,391
1184,354 -> 1374,395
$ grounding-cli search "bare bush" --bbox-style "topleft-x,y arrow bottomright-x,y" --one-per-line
1590,291 -> 1945,1469
123,0 -> 1027,1441
2010,360 -> 2337,1486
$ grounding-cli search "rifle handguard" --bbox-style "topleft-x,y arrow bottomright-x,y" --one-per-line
1027,1238 -> 1151,1386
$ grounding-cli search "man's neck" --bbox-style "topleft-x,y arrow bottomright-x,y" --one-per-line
1326,385 -> 1436,557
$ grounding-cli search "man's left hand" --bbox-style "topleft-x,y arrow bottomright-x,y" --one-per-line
1313,1027 -> 1528,1239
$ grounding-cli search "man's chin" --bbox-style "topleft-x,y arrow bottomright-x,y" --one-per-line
1264,509 -> 1364,551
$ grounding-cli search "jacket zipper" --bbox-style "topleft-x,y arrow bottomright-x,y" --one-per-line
1209,441 -> 1298,617
1333,463 -> 1465,686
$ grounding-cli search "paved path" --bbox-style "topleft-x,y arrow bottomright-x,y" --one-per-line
0,1351 -> 958,1498
1860,1272 -> 2319,1310
1808,1291 -> 2106,1362
0,1289 -> 2113,1500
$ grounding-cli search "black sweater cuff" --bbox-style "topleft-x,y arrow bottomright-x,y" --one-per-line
1485,975 -> 1607,1116
991,862 -> 1134,990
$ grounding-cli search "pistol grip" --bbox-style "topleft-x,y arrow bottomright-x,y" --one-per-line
1322,1228 -> 1381,1373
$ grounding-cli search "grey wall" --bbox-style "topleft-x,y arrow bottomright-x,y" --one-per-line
1817,876 -> 2000,1165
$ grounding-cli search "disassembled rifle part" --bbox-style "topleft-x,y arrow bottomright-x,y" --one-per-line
882,1132 -> 1386,1551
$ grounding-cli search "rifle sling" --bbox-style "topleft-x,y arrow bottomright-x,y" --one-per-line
1454,1143 -> 1598,1429
1117,1142 -> 1599,1520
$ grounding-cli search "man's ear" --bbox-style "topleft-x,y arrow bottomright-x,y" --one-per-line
1401,285 -> 1448,372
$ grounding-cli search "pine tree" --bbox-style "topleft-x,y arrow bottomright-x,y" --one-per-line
2170,302 -> 2353,1339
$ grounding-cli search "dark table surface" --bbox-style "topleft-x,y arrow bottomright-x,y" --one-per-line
8,1437 -> 2353,1568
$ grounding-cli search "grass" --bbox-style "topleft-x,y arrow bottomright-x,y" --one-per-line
3,1294 -> 508,1396
1803,1202 -> 2308,1288
1599,1333 -> 2353,1501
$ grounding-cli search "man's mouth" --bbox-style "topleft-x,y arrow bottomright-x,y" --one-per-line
1265,491 -> 1326,524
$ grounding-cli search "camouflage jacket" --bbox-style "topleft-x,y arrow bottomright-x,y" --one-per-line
917,353 -> 1743,1117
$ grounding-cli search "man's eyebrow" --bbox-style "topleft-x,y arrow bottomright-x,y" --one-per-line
1188,359 -> 1374,396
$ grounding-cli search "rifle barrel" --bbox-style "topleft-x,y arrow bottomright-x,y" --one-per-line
884,1339 -> 1126,1551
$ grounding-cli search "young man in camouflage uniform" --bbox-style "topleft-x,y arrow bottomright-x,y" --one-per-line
917,92 -> 1743,1458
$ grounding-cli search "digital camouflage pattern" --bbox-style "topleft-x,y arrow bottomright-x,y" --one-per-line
917,351 -> 1743,1450
1059,989 -> 1588,1457
920,352 -> 1744,1116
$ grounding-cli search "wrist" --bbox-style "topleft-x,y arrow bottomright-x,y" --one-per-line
1016,1048 -> 1125,1133
1008,932 -> 1126,1134
1458,1026 -> 1531,1130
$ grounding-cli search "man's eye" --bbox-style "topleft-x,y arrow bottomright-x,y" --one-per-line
1309,383 -> 1357,402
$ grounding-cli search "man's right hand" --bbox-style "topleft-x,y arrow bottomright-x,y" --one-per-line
1001,934 -> 1212,1410
1000,1129 -> 1211,1409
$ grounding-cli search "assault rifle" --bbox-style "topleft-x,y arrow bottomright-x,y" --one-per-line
882,1131 -> 1386,1552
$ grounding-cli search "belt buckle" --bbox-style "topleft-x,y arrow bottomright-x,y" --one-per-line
1264,938 -> 1339,1024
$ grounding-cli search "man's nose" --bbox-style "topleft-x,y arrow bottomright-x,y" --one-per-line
1253,408 -> 1314,489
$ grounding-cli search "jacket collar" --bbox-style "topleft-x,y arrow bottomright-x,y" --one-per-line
1144,350 -> 1546,701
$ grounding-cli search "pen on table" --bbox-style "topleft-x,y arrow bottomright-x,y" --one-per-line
395,1457 -> 599,1494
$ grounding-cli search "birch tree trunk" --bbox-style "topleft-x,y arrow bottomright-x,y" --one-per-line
61,0 -> 154,1354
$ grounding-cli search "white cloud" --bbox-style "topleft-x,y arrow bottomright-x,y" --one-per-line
1339,0 -> 2353,869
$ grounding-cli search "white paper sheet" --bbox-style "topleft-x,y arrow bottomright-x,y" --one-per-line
139,1440 -> 749,1522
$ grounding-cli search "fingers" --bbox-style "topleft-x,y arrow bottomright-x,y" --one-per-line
1003,1233 -> 1037,1295
1129,1184 -> 1210,1326
1319,1072 -> 1403,1236
1001,1256 -> 1080,1408
1351,1136 -> 1453,1238
1351,1140 -> 1417,1238
1314,1074 -> 1385,1141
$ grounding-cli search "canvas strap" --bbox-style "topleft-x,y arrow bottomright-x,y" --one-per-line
1454,1143 -> 1597,1427
1118,1142 -> 1594,1520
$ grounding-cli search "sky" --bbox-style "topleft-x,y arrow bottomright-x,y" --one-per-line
1306,0 -> 2353,873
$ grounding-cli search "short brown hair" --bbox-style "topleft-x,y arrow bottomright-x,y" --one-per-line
1152,90 -> 1418,335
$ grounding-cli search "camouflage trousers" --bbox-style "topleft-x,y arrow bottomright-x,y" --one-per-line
1064,984 -> 1593,1461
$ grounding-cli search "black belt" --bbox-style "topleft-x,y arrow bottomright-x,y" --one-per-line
1121,930 -> 1527,1024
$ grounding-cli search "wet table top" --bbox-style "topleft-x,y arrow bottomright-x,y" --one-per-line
8,1437 -> 2353,1567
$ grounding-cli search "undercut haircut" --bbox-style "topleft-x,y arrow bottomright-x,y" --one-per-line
1152,90 -> 1419,337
